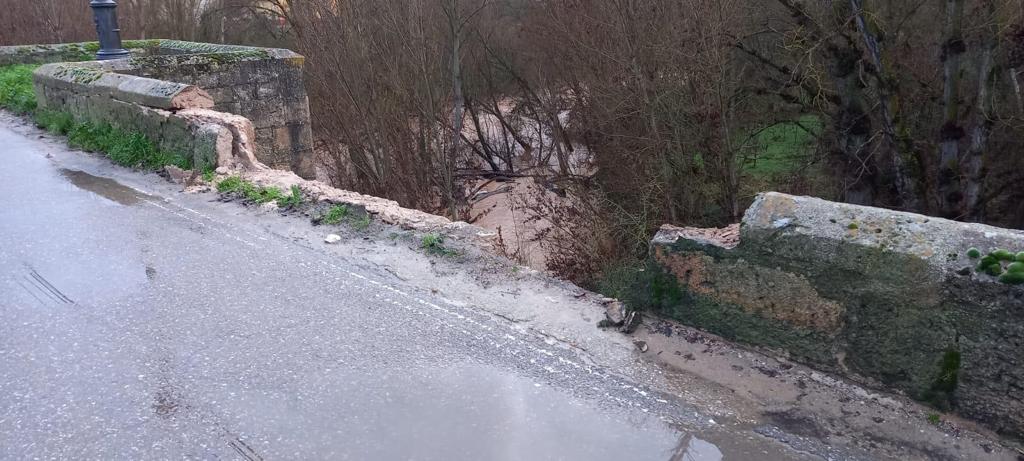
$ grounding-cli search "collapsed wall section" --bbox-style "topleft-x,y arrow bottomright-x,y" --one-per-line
0,40 -> 314,178
639,192 -> 1024,437
93,41 -> 314,178
31,63 -> 261,172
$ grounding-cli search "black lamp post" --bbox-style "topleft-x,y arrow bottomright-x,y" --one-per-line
89,0 -> 130,60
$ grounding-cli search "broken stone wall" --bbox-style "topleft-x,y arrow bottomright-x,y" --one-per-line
110,41 -> 314,178
28,62 -> 260,173
0,40 -> 314,178
634,192 -> 1024,437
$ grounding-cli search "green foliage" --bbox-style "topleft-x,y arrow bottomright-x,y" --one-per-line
217,176 -> 244,193
317,203 -> 371,229
34,110 -> 74,135
322,204 -> 350,225
926,413 -> 941,425
277,185 -> 304,208
0,64 -> 39,114
966,248 -> 981,259
421,233 -> 456,256
217,176 -> 304,206
353,214 -> 372,230
1007,262 -> 1024,274
61,119 -> 190,170
242,184 -> 284,204
201,166 -> 215,183
847,222 -> 859,230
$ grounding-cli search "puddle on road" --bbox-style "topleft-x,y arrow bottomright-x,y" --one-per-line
59,169 -> 151,205
208,361 -> 807,461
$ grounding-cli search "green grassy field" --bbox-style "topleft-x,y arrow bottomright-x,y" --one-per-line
744,115 -> 823,178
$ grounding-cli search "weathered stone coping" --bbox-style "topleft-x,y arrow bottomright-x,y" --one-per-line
34,63 -> 213,111
0,39 -> 302,67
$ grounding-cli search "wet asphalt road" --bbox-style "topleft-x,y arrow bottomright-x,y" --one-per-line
0,121 -> 807,460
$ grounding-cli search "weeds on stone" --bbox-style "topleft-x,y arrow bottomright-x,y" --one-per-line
926,413 -> 941,425
421,233 -> 457,257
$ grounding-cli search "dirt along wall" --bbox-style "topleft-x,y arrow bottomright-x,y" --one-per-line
628,192 -> 1024,438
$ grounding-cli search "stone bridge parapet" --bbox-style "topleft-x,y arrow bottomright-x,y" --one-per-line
0,40 -> 313,177
634,192 -> 1024,437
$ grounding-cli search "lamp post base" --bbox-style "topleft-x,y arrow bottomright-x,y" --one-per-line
90,0 -> 131,61
95,49 -> 131,61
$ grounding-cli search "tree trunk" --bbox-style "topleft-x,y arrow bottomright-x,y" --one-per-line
938,0 -> 966,218
964,4 -> 998,221
447,1 -> 466,219
850,0 -> 918,210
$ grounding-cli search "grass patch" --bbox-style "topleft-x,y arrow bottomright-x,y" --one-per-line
60,118 -> 191,170
0,64 -> 39,114
277,185 -> 304,208
217,176 -> 305,207
421,233 -> 457,256
35,109 -> 191,170
353,214 -> 372,230
216,175 -> 245,193
744,115 -> 823,178
322,204 -> 350,225
317,203 -> 372,230
35,110 -> 74,134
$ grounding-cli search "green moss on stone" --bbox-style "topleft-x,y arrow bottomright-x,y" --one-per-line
1007,262 -> 1024,274
999,271 -> 1024,285
976,255 -> 998,273
992,249 -> 1015,261
122,39 -> 161,50
967,248 -> 981,259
